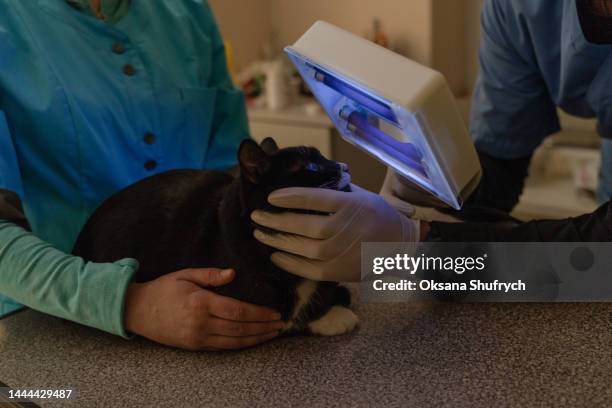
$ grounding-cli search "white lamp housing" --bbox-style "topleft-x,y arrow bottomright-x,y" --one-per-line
285,21 -> 481,209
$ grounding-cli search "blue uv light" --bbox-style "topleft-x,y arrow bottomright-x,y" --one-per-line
312,68 -> 398,125
345,111 -> 426,176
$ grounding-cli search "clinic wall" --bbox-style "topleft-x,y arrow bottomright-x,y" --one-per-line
454,0 -> 484,124
464,0 -> 484,93
431,0 -> 483,97
432,0 -> 467,95
269,0 -> 433,65
208,0 -> 274,72
271,0 -> 482,96
209,0 -> 484,96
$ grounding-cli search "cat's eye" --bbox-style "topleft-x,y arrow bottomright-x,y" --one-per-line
305,163 -> 320,172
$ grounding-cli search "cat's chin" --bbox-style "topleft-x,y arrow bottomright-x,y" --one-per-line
338,170 -> 352,191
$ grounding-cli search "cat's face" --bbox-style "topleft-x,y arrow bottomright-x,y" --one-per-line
237,137 -> 351,214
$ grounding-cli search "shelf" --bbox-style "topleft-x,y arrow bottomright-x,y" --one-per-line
247,99 -> 332,128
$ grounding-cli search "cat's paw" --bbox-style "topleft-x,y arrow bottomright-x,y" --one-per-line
308,306 -> 359,336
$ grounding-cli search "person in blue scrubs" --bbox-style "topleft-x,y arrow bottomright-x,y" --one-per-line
251,0 -> 612,283
0,0 -> 283,351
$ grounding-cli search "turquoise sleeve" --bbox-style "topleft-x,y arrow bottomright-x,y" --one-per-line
201,1 -> 250,170
0,221 -> 138,337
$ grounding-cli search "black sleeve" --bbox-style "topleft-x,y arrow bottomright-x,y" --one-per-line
0,189 -> 31,231
462,150 -> 532,213
428,201 -> 612,242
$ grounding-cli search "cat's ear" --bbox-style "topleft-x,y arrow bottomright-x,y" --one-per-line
238,139 -> 271,184
260,137 -> 279,155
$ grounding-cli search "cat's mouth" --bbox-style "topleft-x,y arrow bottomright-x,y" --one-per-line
316,162 -> 351,192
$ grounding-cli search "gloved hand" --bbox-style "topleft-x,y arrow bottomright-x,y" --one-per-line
251,184 -> 420,282
380,169 -> 462,223
380,168 -> 448,209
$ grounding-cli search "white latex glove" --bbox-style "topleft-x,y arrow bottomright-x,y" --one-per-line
251,184 -> 420,282
380,168 -> 448,209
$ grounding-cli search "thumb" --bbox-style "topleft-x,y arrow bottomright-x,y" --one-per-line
175,268 -> 235,287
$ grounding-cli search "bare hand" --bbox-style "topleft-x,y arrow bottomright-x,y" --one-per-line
124,268 -> 283,351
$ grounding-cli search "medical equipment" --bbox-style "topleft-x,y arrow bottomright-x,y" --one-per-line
285,21 -> 481,209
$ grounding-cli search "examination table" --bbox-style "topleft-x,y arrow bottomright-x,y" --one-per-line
1,290 -> 612,407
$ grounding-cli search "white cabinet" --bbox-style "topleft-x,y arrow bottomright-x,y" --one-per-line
250,122 -> 332,158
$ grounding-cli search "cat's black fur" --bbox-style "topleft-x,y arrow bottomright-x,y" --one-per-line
72,138 -> 353,333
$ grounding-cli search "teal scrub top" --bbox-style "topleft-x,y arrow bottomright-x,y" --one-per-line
471,0 -> 612,201
66,0 -> 131,24
0,0 -> 249,313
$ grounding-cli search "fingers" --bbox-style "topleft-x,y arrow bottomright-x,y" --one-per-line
270,251 -> 328,281
391,174 -> 448,208
174,268 -> 235,287
254,185 -> 367,238
382,195 -> 417,218
251,211 -> 336,239
206,332 -> 279,350
253,229 -> 333,260
267,187 -> 350,212
208,316 -> 284,337
207,293 -> 282,322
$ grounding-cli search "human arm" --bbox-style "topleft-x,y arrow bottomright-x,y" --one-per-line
461,150 -> 532,213
468,0 -> 559,210
0,110 -> 281,348
250,183 -> 612,285
0,221 -> 282,347
423,201 -> 612,242
382,0 -> 558,214
0,106 -> 135,333
380,150 -> 532,215
0,220 -> 139,335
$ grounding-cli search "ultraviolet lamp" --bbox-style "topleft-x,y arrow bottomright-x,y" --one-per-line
285,21 -> 481,209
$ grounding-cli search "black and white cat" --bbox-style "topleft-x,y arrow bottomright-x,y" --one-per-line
72,138 -> 358,336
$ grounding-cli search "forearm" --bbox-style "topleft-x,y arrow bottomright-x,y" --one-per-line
425,201 -> 612,242
462,150 -> 532,213
0,221 -> 139,336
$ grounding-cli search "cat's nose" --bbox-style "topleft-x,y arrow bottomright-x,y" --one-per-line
339,162 -> 349,173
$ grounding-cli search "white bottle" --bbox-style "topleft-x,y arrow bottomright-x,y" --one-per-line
265,61 -> 289,111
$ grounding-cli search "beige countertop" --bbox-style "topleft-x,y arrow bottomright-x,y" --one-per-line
2,300 -> 612,407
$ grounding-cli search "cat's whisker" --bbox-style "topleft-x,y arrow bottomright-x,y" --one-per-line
318,181 -> 338,189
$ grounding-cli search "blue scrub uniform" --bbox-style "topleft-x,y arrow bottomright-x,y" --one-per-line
471,0 -> 612,201
0,1 -> 249,321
